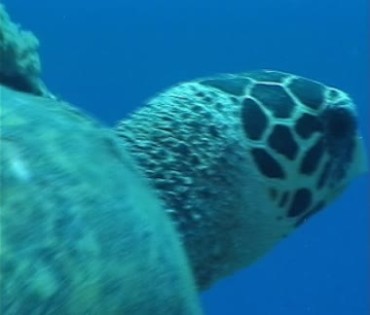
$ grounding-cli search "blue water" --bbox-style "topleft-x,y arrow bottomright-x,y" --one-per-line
4,0 -> 369,314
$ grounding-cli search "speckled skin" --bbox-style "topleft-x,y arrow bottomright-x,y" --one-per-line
117,70 -> 367,289
0,85 -> 202,315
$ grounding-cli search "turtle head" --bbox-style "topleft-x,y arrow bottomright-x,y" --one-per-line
237,70 -> 368,226
116,70 -> 367,288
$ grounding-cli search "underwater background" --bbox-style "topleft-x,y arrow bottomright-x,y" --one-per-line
4,0 -> 368,314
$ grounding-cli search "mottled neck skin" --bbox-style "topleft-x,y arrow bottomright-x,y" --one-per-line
116,71 -> 365,289
116,85 -> 274,289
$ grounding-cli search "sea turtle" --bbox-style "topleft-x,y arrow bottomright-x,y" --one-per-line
0,4 -> 367,315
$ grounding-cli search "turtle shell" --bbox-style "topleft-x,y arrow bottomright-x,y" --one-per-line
0,85 -> 202,315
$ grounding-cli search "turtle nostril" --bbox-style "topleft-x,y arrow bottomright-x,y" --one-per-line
324,106 -> 357,139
